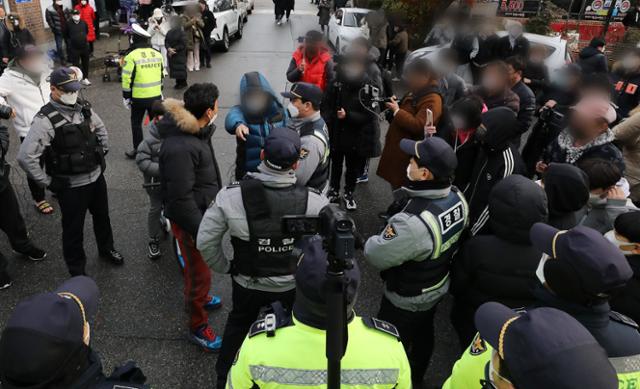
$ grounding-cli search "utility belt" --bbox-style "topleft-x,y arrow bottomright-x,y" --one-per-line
382,259 -> 450,297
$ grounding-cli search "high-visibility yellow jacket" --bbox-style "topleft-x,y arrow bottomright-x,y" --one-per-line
227,315 -> 412,389
122,45 -> 163,100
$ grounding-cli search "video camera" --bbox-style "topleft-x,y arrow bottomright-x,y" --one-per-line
538,106 -> 564,128
282,204 -> 356,262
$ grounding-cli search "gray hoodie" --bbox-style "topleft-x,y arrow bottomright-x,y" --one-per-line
17,99 -> 108,189
197,163 -> 329,292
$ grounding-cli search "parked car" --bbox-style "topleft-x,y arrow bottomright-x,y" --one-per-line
206,0 -> 244,51
407,31 -> 572,76
237,0 -> 249,22
327,7 -> 372,54
243,0 -> 254,14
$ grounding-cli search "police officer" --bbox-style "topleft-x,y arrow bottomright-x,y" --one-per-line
364,136 -> 469,389
197,127 -> 329,388
443,224 -> 640,388
17,67 -> 124,277
0,276 -> 150,388
282,82 -> 330,192
122,23 -> 164,159
226,235 -> 412,389
472,302 -> 617,389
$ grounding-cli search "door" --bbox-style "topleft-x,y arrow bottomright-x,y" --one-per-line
328,11 -> 341,45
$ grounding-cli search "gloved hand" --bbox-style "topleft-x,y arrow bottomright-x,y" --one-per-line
123,98 -> 131,110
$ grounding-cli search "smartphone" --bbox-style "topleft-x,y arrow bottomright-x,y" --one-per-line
425,108 -> 434,137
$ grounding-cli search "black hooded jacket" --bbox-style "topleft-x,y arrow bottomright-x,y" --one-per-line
543,163 -> 590,229
463,107 -> 526,236
578,46 -> 608,75
451,174 -> 547,345
158,98 -> 221,238
611,255 -> 640,326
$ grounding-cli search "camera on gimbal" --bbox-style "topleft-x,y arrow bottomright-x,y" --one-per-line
282,204 -> 356,262
539,106 -> 564,127
0,105 -> 13,120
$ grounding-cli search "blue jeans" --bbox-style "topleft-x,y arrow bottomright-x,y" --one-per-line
54,33 -> 66,62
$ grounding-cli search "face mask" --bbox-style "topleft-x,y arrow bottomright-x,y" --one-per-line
81,0 -> 87,4
605,230 -> 638,255
287,102 -> 300,118
535,253 -> 551,285
72,15 -> 81,22
208,112 -> 218,126
59,91 -> 79,105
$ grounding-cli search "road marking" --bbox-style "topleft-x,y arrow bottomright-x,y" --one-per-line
252,9 -> 318,16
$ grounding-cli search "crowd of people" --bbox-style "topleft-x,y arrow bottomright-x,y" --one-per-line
1,1 -> 640,389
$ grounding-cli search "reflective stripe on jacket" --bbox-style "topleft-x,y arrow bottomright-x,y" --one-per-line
122,47 -> 164,100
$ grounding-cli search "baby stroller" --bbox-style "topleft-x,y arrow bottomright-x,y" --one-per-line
102,50 -> 125,82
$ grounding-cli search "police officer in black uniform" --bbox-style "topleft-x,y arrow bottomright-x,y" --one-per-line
0,276 -> 150,389
364,136 -> 469,388
197,127 -> 329,388
17,68 -> 124,276
530,223 -> 640,383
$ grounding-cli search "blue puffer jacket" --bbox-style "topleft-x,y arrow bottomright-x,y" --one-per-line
225,72 -> 289,179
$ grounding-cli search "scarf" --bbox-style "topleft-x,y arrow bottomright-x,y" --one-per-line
557,129 -> 615,164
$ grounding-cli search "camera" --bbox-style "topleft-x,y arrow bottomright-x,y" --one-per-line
0,105 -> 13,120
282,204 -> 356,261
539,106 -> 564,128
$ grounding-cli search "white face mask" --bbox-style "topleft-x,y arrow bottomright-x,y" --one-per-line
406,164 -> 413,181
208,112 -> 218,126
72,15 -> 81,22
59,91 -> 79,105
287,102 -> 300,118
81,0 -> 87,4
605,230 -> 637,256
535,253 -> 551,285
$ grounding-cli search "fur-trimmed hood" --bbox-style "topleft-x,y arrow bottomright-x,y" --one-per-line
157,98 -> 202,136
6,14 -> 26,32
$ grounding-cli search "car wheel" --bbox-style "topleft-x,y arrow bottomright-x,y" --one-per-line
221,28 -> 230,52
237,19 -> 244,39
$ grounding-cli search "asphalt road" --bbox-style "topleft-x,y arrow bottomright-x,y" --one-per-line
0,1 -> 461,387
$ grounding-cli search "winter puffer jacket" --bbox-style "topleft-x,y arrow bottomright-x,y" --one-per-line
578,46 -> 608,75
463,107 -> 527,237
225,72 -> 288,179
0,62 -> 50,138
451,174 -> 547,345
45,5 -> 67,36
136,122 -> 162,184
159,98 -> 222,238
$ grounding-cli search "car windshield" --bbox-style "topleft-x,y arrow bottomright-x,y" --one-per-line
342,12 -> 366,27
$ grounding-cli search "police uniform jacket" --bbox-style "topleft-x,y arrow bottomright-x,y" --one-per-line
197,164 -> 329,293
288,111 -> 330,189
227,314 -> 412,389
364,185 -> 468,312
17,99 -> 108,189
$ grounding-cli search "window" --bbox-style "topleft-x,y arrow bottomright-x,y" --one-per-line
342,12 -> 367,27
215,0 -> 231,11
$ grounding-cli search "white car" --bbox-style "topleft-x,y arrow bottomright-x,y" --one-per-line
407,31 -> 573,75
237,0 -> 249,22
207,0 -> 244,51
327,7 -> 372,54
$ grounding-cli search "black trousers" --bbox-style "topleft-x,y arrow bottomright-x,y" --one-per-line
19,137 -> 46,203
378,296 -> 438,385
450,300 -> 478,349
215,280 -> 296,387
330,148 -> 366,194
130,98 -> 160,150
68,47 -> 90,82
0,181 -> 32,273
56,174 -> 114,276
200,41 -> 211,67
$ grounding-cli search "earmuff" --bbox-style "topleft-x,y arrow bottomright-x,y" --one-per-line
57,293 -> 90,346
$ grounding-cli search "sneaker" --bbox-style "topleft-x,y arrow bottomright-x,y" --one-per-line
189,325 -> 222,352
0,271 -> 13,290
100,249 -> 124,265
204,295 -> 222,310
15,245 -> 47,261
124,150 -> 137,159
356,173 -> 369,184
327,188 -> 340,203
148,239 -> 161,260
81,79 -> 91,86
343,192 -> 357,211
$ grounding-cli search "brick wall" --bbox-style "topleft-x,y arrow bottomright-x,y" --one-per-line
6,0 -> 52,43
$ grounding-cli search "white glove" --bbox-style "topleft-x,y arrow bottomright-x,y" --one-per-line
123,98 -> 131,110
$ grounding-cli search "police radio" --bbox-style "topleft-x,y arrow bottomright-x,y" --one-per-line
282,204 -> 361,389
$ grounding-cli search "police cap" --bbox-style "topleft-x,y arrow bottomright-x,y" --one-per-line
399,136 -> 457,179
281,82 -> 323,107
49,67 -> 82,92
475,302 -> 618,389
263,127 -> 301,171
0,276 -> 99,387
530,223 -> 633,302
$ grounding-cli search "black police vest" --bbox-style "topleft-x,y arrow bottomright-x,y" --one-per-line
382,188 -> 467,297
41,102 -> 103,177
300,120 -> 330,191
231,179 -> 309,277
